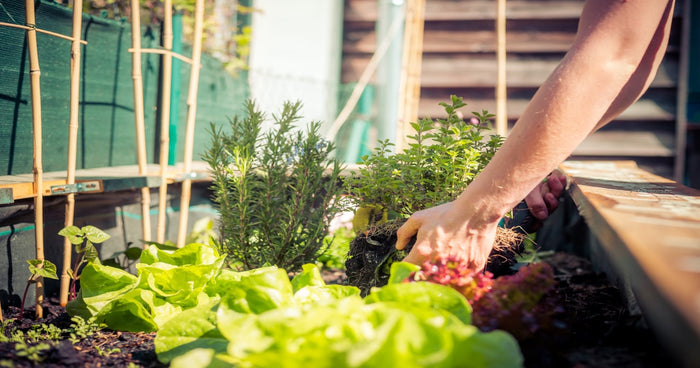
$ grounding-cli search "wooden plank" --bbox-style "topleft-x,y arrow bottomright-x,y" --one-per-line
345,0 -> 586,22
345,0 -> 684,22
0,162 -> 212,201
344,20 -> 681,54
341,55 -> 679,88
574,130 -> 675,157
559,161 -> 700,368
418,89 -> 677,121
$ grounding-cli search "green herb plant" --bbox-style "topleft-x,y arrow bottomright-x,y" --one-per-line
58,225 -> 111,300
203,100 -> 346,271
344,95 -> 503,222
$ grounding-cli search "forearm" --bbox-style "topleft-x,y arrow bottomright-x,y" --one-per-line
454,0 -> 675,222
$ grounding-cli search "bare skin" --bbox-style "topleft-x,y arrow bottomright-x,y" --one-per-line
396,0 -> 676,271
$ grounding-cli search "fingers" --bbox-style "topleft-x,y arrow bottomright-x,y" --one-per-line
395,217 -> 419,250
524,184 -> 549,220
546,173 -> 566,198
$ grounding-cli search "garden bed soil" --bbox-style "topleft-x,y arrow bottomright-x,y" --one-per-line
0,252 -> 674,368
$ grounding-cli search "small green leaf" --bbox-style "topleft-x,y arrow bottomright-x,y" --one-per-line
102,258 -> 121,269
82,226 -> 110,244
59,226 -> 84,245
27,259 -> 59,280
125,247 -> 143,260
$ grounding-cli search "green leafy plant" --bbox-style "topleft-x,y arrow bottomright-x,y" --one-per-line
58,225 -> 110,300
20,260 -> 58,315
203,100 -> 347,271
62,242 -> 523,367
316,226 -> 355,270
67,316 -> 105,344
24,323 -> 63,343
345,95 -> 503,220
14,341 -> 50,364
102,243 -> 143,270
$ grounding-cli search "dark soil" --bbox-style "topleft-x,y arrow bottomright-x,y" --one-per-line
0,252 -> 674,368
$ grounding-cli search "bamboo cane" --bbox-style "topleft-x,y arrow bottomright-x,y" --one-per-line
157,0 -> 174,243
59,0 -> 83,307
25,0 -> 45,319
0,22 -> 87,44
396,0 -> 425,153
130,0 -> 152,244
495,0 -> 507,136
176,0 -> 205,247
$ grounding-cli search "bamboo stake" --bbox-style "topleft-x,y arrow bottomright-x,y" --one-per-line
25,0 -> 45,319
59,0 -> 83,307
396,0 -> 425,153
128,47 -> 193,64
0,21 -> 87,44
495,0 -> 507,136
176,0 -> 205,247
130,0 -> 152,244
157,0 -> 174,243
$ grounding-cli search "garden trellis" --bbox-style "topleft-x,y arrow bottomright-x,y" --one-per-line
0,0 -> 210,313
0,0 -> 89,317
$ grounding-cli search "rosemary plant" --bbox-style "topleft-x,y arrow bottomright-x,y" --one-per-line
204,100 -> 346,271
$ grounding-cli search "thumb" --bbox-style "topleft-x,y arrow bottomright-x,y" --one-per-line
395,218 -> 419,250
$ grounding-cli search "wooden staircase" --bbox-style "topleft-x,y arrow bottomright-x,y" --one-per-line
341,0 -> 685,179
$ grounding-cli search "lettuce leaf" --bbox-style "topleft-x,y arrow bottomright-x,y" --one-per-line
155,296 -> 227,364
365,280 -> 473,325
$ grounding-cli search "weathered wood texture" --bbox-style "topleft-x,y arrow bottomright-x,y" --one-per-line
559,160 -> 700,368
341,0 -> 685,178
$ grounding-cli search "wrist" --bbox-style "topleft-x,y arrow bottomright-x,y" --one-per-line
453,187 -> 510,230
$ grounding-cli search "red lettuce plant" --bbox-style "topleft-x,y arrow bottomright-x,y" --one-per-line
407,257 -> 565,340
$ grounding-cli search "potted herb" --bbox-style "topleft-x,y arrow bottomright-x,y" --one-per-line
343,96 -> 527,295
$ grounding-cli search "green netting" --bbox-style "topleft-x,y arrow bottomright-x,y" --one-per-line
0,0 -> 249,175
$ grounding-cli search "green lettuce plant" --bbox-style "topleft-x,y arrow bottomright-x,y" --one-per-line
344,95 -> 503,220
203,100 -> 346,271
62,241 -> 523,367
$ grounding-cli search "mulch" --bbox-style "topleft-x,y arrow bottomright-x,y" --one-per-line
0,252 -> 676,368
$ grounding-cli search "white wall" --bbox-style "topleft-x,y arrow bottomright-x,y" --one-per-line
249,0 -> 344,134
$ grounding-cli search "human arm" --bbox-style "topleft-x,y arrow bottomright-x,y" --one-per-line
396,0 -> 676,270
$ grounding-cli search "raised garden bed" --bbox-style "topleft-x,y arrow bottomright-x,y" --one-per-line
0,249 -> 673,367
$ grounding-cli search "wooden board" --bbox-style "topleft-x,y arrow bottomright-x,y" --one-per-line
0,162 -> 212,201
559,161 -> 700,367
345,0 -> 586,22
341,54 -> 679,88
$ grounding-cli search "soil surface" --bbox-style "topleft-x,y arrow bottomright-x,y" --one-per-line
0,252 -> 675,368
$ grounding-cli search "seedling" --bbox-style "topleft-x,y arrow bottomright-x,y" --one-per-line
20,259 -> 58,317
58,225 -> 110,300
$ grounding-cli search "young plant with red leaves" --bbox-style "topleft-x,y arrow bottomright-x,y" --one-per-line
407,257 -> 565,341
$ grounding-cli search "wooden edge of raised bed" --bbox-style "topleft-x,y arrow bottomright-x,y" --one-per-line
558,160 -> 700,368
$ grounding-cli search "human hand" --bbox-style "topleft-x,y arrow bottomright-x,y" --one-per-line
395,201 -> 500,272
524,172 -> 567,224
